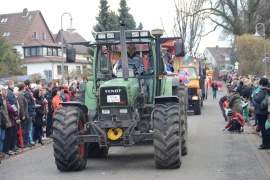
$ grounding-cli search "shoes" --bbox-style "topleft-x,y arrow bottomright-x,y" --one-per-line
5,151 -> 16,156
38,140 -> 44,146
13,147 -> 19,151
24,144 -> 32,148
258,145 -> 270,150
12,149 -> 19,153
30,141 -> 35,146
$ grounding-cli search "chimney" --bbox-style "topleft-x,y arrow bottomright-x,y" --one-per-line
22,8 -> 28,18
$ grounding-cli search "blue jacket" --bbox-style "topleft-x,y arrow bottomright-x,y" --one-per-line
7,87 -> 18,112
24,88 -> 36,116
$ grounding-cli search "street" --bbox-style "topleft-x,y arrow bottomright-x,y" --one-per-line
0,90 -> 270,180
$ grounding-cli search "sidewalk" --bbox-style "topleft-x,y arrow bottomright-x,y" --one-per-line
1,137 -> 53,161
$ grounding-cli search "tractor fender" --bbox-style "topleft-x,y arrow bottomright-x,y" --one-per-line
155,95 -> 179,104
60,102 -> 89,117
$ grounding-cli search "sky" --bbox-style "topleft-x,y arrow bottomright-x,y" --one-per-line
1,0 -> 230,53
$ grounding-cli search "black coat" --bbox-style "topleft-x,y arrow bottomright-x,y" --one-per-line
34,96 -> 44,126
253,88 -> 268,115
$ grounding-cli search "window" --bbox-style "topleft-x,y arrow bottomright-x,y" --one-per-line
57,65 -> 62,75
43,47 -> 47,56
76,66 -> 81,70
37,47 -> 42,55
58,48 -> 62,56
64,66 -> 68,73
1,18 -> 8,23
47,47 -> 52,56
31,47 -> 36,56
3,32 -> 10,36
25,48 -> 30,57
33,32 -> 38,39
42,33 -> 46,40
53,48 -> 57,56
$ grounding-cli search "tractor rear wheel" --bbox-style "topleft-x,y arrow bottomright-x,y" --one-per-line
88,143 -> 108,158
53,106 -> 88,171
174,84 -> 188,156
153,103 -> 182,169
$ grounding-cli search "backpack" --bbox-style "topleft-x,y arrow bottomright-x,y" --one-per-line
259,91 -> 269,110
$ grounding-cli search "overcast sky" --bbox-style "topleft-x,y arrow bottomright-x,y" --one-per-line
1,0 -> 230,53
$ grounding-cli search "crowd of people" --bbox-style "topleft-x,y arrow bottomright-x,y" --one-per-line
218,71 -> 270,150
0,78 -> 80,158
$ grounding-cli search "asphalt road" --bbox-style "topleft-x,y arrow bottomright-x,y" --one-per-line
0,90 -> 270,180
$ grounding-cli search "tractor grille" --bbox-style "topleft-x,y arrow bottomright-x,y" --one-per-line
100,87 -> 128,106
188,88 -> 197,95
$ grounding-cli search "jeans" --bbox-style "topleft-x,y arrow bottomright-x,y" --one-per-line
10,125 -> 17,150
0,127 -> 5,153
257,114 -> 270,145
46,113 -> 53,137
22,118 -> 31,144
29,116 -> 34,142
213,90 -> 217,99
3,127 -> 13,153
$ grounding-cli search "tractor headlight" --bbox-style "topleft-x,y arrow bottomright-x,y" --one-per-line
192,96 -> 199,100
102,109 -> 110,114
132,32 -> 139,37
119,109 -> 128,113
107,33 -> 114,38
97,33 -> 106,39
140,31 -> 148,37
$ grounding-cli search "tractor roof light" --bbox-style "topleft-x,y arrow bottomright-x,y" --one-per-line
97,33 -> 106,39
107,33 -> 114,38
151,29 -> 164,36
140,31 -> 149,37
132,32 -> 140,37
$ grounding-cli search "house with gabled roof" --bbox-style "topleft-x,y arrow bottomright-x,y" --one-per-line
0,8 -> 91,84
203,46 -> 233,69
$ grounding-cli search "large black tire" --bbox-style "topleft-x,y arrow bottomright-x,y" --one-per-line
201,98 -> 203,107
194,99 -> 201,115
153,103 -> 181,169
174,84 -> 188,156
88,143 -> 108,158
53,107 -> 88,172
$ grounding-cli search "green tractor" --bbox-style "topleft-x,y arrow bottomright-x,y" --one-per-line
52,24 -> 188,171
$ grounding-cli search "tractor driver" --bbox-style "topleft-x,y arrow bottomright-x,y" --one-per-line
116,44 -> 145,76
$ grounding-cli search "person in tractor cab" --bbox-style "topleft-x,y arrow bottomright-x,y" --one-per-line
223,109 -> 245,133
116,44 -> 145,76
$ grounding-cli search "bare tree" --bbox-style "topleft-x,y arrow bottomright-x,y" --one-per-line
173,0 -> 207,52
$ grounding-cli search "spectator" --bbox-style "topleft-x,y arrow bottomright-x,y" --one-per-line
59,86 -> 66,102
52,88 -> 62,118
219,95 -> 229,122
33,89 -> 45,145
211,80 -> 218,99
0,85 -> 5,158
2,87 -> 19,156
5,80 -> 19,152
45,82 -> 53,138
70,90 -> 77,101
253,78 -> 270,149
24,79 -> 36,146
15,84 -> 31,148
223,109 -> 245,133
63,85 -> 70,102
226,88 -> 243,114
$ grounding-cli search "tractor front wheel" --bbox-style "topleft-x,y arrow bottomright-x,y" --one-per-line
153,103 -> 182,169
53,107 -> 88,171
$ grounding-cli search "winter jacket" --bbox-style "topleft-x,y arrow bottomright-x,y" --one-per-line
33,90 -> 45,126
16,92 -> 29,120
225,112 -> 245,129
65,92 -> 70,102
243,86 -> 253,101
7,87 -> 18,112
70,94 -> 76,101
60,93 -> 66,102
24,88 -> 36,116
52,95 -> 62,118
211,83 -> 218,91
253,87 -> 270,115
3,96 -> 18,127
45,88 -> 53,115
226,92 -> 243,113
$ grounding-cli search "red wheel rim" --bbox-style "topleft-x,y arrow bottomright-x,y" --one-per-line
78,120 -> 84,158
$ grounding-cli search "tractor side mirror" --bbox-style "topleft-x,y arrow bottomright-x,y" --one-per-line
174,41 -> 185,57
66,47 -> 76,62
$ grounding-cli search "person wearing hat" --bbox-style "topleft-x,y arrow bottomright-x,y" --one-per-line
222,109 -> 245,132
116,44 -> 145,76
226,88 -> 243,114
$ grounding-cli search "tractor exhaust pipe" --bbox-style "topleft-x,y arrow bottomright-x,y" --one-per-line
120,23 -> 129,81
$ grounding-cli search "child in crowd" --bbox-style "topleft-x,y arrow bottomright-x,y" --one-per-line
223,109 -> 245,133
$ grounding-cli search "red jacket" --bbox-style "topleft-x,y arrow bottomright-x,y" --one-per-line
52,95 -> 62,118
225,112 -> 245,129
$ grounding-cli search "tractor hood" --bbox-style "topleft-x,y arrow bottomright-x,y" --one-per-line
99,78 -> 140,108
185,79 -> 199,88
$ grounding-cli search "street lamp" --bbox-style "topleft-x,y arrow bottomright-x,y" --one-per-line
254,23 -> 267,77
61,12 -> 76,85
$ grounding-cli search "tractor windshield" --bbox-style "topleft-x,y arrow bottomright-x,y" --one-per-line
182,67 -> 197,79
